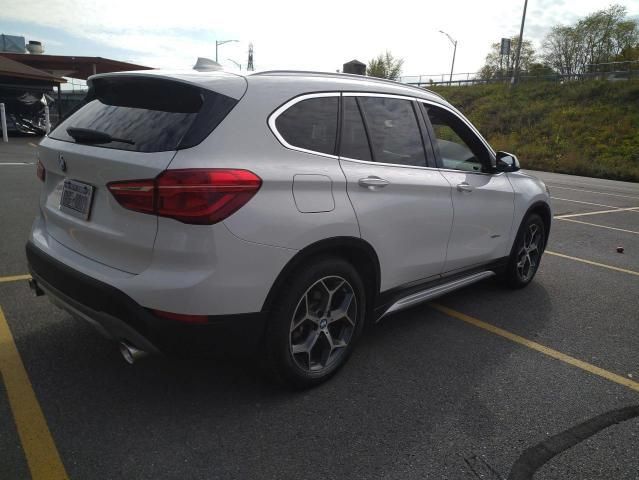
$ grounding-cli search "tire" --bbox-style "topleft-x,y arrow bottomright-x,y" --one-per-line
500,213 -> 546,289
264,256 -> 366,389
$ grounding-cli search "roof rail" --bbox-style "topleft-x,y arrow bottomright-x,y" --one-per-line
250,70 -> 445,101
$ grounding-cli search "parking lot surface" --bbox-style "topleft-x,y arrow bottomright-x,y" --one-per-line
1,137 -> 637,479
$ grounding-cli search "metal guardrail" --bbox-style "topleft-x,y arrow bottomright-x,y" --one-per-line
401,60 -> 639,87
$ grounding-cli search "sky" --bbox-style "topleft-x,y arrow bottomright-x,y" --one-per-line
1,0 -> 638,80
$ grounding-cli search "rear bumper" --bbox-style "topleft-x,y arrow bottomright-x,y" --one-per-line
26,241 -> 267,357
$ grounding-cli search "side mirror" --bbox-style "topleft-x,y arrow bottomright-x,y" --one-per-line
494,151 -> 520,172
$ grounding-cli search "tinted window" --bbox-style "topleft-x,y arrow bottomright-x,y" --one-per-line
51,77 -> 237,153
275,97 -> 338,155
424,105 -> 490,172
340,97 -> 371,161
358,97 -> 426,167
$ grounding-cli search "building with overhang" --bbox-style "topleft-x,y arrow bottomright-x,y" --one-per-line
1,35 -> 151,135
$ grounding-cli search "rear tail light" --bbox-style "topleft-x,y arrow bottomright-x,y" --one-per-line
36,160 -> 46,182
107,179 -> 155,214
107,169 -> 261,225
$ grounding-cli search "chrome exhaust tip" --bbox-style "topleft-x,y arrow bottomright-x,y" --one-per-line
119,341 -> 148,364
28,278 -> 45,297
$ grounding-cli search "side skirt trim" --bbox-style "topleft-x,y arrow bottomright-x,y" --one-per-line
377,271 -> 495,321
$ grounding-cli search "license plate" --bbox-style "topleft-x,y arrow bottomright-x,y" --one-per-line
60,179 -> 95,220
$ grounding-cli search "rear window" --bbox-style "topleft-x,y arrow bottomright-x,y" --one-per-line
50,77 -> 237,152
275,96 -> 338,156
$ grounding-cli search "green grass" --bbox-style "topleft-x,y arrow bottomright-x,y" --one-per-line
431,80 -> 639,182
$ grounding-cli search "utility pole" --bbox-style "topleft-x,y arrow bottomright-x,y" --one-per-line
449,40 -> 457,86
511,0 -> 529,85
439,30 -> 458,86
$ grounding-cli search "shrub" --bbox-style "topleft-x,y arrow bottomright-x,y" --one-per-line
431,80 -> 639,182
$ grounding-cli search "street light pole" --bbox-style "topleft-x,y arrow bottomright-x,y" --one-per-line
439,30 -> 458,86
512,0 -> 529,85
215,40 -> 239,62
227,58 -> 242,70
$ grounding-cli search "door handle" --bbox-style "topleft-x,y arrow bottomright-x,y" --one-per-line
358,176 -> 390,189
456,182 -> 474,192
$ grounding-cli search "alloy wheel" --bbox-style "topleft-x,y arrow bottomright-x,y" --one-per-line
289,276 -> 358,373
516,223 -> 542,282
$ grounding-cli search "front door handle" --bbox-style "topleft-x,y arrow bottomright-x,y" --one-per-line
457,182 -> 474,192
358,176 -> 390,190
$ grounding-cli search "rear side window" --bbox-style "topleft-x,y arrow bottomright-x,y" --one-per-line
275,96 -> 338,156
340,97 -> 372,161
50,77 -> 237,153
358,97 -> 426,167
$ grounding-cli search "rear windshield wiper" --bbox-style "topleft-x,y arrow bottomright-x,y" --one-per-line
66,127 -> 135,146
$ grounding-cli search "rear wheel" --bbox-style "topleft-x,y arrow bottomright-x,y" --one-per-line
265,257 -> 366,389
500,213 -> 546,288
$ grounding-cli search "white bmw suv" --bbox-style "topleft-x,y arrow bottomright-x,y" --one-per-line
27,69 -> 551,387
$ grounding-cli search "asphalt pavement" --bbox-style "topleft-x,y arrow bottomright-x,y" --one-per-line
0,137 -> 637,480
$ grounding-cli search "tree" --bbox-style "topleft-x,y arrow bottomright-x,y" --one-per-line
367,51 -> 404,80
543,4 -> 639,76
542,25 -> 581,76
479,36 -> 536,80
614,45 -> 639,62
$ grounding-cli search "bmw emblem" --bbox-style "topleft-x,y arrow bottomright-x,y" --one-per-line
58,153 -> 67,172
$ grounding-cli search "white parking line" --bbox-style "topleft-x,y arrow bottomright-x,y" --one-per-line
533,174 -> 637,190
548,185 -> 639,200
556,218 -> 639,235
0,162 -> 34,166
555,207 -> 639,219
550,197 -> 633,209
546,251 -> 639,276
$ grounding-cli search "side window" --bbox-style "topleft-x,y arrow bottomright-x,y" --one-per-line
357,97 -> 427,167
339,97 -> 372,161
424,104 -> 490,173
275,96 -> 338,155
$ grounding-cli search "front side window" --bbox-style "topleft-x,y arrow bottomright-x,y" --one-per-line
275,96 -> 338,156
357,97 -> 426,167
424,104 -> 490,173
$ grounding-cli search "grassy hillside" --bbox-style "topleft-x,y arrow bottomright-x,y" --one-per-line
431,80 -> 639,182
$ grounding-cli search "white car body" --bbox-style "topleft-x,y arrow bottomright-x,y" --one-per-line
27,69 -> 551,363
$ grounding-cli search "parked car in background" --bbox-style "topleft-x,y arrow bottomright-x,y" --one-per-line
27,69 -> 551,388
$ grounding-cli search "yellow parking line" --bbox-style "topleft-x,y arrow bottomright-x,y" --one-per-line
556,218 -> 639,235
545,250 -> 639,277
0,274 -> 31,284
0,306 -> 68,479
555,207 -> 639,219
431,303 -> 639,393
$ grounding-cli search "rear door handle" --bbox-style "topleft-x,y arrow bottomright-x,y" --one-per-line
358,176 -> 390,189
456,182 -> 474,192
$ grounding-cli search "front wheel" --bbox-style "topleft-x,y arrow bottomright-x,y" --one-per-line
500,213 -> 546,288
264,257 -> 366,389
